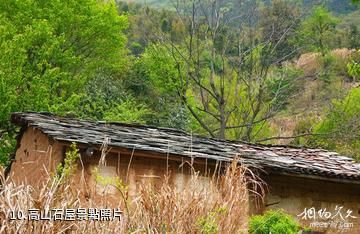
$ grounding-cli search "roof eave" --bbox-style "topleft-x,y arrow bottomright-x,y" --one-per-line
270,171 -> 360,185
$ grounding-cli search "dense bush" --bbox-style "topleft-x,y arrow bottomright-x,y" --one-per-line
249,210 -> 300,234
0,0 -> 129,165
311,87 -> 360,160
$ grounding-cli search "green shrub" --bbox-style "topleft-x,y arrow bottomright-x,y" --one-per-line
196,207 -> 227,234
249,210 -> 300,234
347,60 -> 360,81
55,142 -> 80,182
310,87 -> 360,161
346,51 -> 360,81
266,66 -> 304,110
0,131 -> 16,166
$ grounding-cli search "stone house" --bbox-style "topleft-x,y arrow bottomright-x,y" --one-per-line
8,112 -> 360,233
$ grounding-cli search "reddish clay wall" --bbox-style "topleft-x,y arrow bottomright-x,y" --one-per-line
10,129 -> 360,233
9,127 -> 64,188
72,150 -> 220,207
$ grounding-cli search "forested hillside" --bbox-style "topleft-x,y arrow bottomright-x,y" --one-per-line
0,0 -> 359,165
125,0 -> 359,14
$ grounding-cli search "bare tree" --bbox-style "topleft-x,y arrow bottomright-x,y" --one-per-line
155,0 -> 300,141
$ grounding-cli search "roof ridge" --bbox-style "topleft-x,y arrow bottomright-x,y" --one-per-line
10,111 -> 360,183
11,112 -> 341,153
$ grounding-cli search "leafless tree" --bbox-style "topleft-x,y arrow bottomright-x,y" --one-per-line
156,0 -> 301,141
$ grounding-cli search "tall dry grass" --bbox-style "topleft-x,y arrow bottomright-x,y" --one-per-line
0,157 -> 263,233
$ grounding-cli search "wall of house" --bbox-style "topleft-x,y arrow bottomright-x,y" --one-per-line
73,150 -> 221,207
9,127 -> 64,189
8,129 -> 221,205
253,174 -> 360,234
9,132 -> 249,232
71,150 -> 248,232
13,130 -> 360,233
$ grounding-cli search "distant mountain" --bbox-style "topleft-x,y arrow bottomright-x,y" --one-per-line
121,0 -> 170,8
121,0 -> 358,15
303,0 -> 358,14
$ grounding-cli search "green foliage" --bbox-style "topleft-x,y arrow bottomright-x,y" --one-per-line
249,210 -> 300,234
318,54 -> 337,84
197,216 -> 217,234
311,88 -> 360,160
125,44 -> 190,129
0,0 -> 131,164
348,24 -> 360,49
196,207 -> 227,234
103,98 -> 151,124
347,60 -> 360,81
56,143 -> 80,181
298,6 -> 340,55
266,66 -> 304,110
0,0 -> 359,167
0,132 -> 16,166
92,165 -> 130,215
148,17 -> 284,140
223,45 -> 281,141
260,0 -> 301,62
140,44 -> 180,94
0,0 -> 127,109
327,0 -> 359,13
291,115 -> 318,145
67,73 -> 153,125
92,166 -> 128,192
0,0 -> 128,119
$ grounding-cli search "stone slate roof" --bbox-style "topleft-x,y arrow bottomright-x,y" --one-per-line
11,112 -> 360,182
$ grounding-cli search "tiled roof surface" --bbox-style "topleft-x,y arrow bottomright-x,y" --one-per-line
11,112 -> 360,182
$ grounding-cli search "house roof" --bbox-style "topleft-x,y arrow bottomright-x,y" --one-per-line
11,112 -> 360,183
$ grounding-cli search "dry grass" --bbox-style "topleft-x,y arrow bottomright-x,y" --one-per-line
0,157 -> 263,233
296,48 -> 354,76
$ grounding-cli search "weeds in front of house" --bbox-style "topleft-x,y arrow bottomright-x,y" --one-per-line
55,143 -> 80,182
249,209 -> 301,234
0,144 -> 264,233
